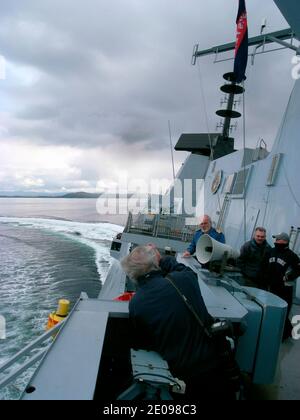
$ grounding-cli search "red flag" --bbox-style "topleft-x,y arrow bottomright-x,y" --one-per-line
234,0 -> 248,83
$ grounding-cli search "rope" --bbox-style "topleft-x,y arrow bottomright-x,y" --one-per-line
196,62 -> 214,158
168,120 -> 176,181
282,161 -> 300,210
196,61 -> 222,214
273,84 -> 295,155
242,83 -> 247,242
262,84 -> 295,224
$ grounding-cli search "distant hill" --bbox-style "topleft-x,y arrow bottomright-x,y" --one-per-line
0,192 -> 64,198
0,191 -> 135,199
61,192 -> 101,198
61,192 -> 135,198
100,193 -> 134,199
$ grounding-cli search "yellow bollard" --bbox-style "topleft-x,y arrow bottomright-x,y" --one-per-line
46,299 -> 70,331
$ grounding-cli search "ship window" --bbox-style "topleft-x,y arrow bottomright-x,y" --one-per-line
111,241 -> 121,252
266,153 -> 283,186
231,167 -> 252,198
222,173 -> 236,194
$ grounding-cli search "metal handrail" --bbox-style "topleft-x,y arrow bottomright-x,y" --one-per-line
125,213 -> 197,243
0,350 -> 46,390
0,321 -> 64,392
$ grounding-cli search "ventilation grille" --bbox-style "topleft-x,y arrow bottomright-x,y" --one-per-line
231,167 -> 251,197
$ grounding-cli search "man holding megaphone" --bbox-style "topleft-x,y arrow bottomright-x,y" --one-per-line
183,215 -> 225,258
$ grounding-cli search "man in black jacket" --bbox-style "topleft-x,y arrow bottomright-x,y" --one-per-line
121,244 -> 235,400
264,232 -> 300,340
237,227 -> 272,287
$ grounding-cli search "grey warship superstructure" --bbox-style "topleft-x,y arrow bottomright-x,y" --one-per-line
0,0 -> 300,401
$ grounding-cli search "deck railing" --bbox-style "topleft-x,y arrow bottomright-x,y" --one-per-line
124,212 -> 197,243
0,321 -> 64,396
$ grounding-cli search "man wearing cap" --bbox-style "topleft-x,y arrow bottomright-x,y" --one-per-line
183,215 -> 225,258
263,232 -> 300,340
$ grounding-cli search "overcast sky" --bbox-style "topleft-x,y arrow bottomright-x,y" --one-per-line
0,0 -> 296,193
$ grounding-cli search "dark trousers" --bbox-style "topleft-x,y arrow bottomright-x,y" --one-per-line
281,286 -> 293,339
271,285 -> 293,340
243,276 -> 259,288
243,275 -> 267,290
184,369 -> 236,401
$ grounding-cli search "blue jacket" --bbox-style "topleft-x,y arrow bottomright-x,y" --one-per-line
187,228 -> 225,254
129,257 -> 220,379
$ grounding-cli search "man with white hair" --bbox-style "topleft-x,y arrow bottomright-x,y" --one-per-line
183,215 -> 225,258
121,245 -> 235,400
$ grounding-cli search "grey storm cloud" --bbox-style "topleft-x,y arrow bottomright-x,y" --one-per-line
0,0 -> 298,193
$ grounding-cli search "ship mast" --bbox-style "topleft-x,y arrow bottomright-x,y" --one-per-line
216,72 -> 244,140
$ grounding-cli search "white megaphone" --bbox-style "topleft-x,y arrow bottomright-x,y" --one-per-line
196,234 -> 240,265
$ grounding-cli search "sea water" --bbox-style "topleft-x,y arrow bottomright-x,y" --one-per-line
0,199 -> 125,399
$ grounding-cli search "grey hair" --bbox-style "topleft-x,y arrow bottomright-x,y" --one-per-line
200,215 -> 212,224
121,245 -> 160,282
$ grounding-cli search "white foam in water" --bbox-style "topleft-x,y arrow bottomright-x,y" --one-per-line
0,217 -> 123,284
0,217 -> 125,399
